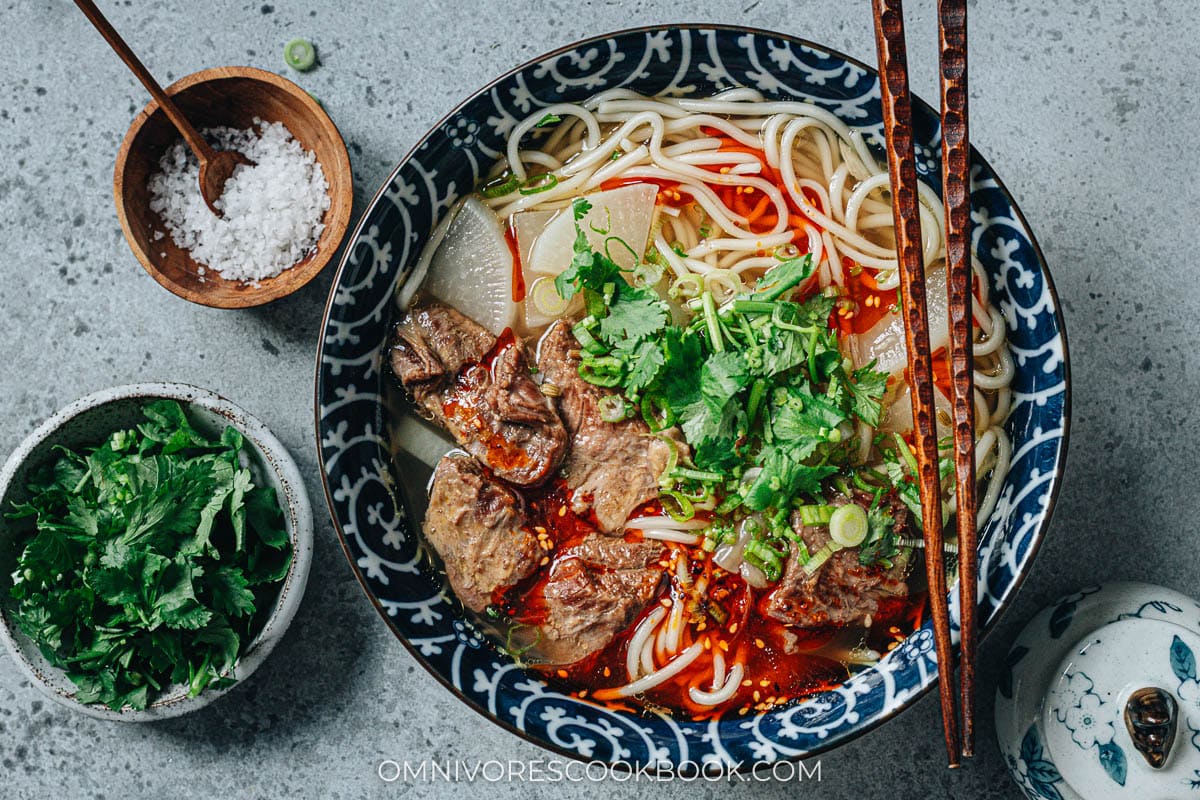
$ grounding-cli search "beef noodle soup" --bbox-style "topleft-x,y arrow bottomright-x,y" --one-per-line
386,89 -> 1013,718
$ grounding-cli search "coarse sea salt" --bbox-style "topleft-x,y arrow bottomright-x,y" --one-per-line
147,119 -> 329,283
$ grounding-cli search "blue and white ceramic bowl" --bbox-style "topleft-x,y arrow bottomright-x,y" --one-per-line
315,25 -> 1070,767
996,583 -> 1200,800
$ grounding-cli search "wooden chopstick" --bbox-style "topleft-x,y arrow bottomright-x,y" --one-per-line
871,0 -> 962,768
937,0 -> 979,760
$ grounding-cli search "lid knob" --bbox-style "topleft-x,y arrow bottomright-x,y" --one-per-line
1123,686 -> 1178,769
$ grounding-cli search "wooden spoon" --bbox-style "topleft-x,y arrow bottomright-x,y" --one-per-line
74,0 -> 251,215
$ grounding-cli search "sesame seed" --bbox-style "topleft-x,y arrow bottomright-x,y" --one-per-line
755,638 -> 766,649
540,556 -> 550,566
660,597 -> 672,608
742,679 -> 752,687
718,640 -> 729,652
603,667 -> 611,678
759,680 -> 770,688
534,526 -> 547,535
704,638 -> 712,651
728,622 -> 739,634
557,669 -> 568,678
558,506 -> 567,517
753,691 -> 761,702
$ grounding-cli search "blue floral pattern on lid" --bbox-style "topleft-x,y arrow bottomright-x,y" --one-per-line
317,25 -> 1068,766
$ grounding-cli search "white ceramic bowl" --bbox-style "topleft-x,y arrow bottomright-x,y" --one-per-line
0,382 -> 313,721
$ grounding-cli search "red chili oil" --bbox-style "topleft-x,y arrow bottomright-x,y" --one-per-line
490,482 -> 931,717
441,328 -> 531,474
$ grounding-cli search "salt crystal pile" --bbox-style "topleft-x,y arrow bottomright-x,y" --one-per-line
147,119 -> 330,283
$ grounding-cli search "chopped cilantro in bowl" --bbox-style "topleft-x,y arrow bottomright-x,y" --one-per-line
0,385 -> 311,719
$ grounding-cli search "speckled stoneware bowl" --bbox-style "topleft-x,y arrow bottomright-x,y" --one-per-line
315,25 -> 1071,766
0,382 -> 313,721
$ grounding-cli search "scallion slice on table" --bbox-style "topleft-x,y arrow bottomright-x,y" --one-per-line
284,38 -> 316,71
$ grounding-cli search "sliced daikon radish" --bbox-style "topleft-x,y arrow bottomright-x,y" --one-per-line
518,184 -> 658,277
853,262 -> 949,377
421,196 -> 517,336
878,380 -> 955,440
394,414 -> 456,469
512,210 -> 556,268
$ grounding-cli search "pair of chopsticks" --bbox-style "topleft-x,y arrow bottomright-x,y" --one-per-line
871,0 -> 977,767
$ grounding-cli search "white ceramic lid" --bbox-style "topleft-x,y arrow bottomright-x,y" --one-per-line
1043,618 -> 1200,799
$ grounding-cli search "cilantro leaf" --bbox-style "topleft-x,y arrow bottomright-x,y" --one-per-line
699,351 -> 750,409
208,566 -> 256,618
848,362 -> 890,427
597,287 -> 669,343
859,505 -> 900,566
743,444 -> 837,510
623,340 -> 666,395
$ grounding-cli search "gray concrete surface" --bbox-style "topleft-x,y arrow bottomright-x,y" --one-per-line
0,0 -> 1192,797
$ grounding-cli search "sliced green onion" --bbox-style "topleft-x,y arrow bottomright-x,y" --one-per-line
519,173 -> 559,195
481,174 -> 519,198
601,281 -> 616,306
774,243 -> 801,260
535,113 -> 562,128
284,38 -> 316,71
829,504 -> 869,548
631,261 -> 664,288
655,434 -> 680,488
672,467 -> 722,483
604,236 -> 639,267
802,542 -> 841,575
641,393 -> 675,432
743,539 -> 784,582
577,356 -> 622,387
706,602 -> 729,625
669,274 -> 704,300
661,490 -> 695,522
795,504 -> 835,526
597,394 -> 628,423
529,276 -> 571,317
893,432 -> 919,477
792,536 -> 812,565
571,320 -> 606,355
584,289 -> 607,318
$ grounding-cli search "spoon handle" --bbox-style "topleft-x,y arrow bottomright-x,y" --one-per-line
73,0 -> 216,164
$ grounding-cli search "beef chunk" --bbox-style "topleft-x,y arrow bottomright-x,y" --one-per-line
390,301 -> 566,486
764,495 -> 909,628
423,454 -> 542,612
527,536 -> 664,665
536,320 -> 685,532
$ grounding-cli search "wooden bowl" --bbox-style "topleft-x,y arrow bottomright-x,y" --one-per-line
113,66 -> 352,308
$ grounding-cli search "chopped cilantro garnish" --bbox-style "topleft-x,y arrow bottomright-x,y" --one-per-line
553,207 -> 892,575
